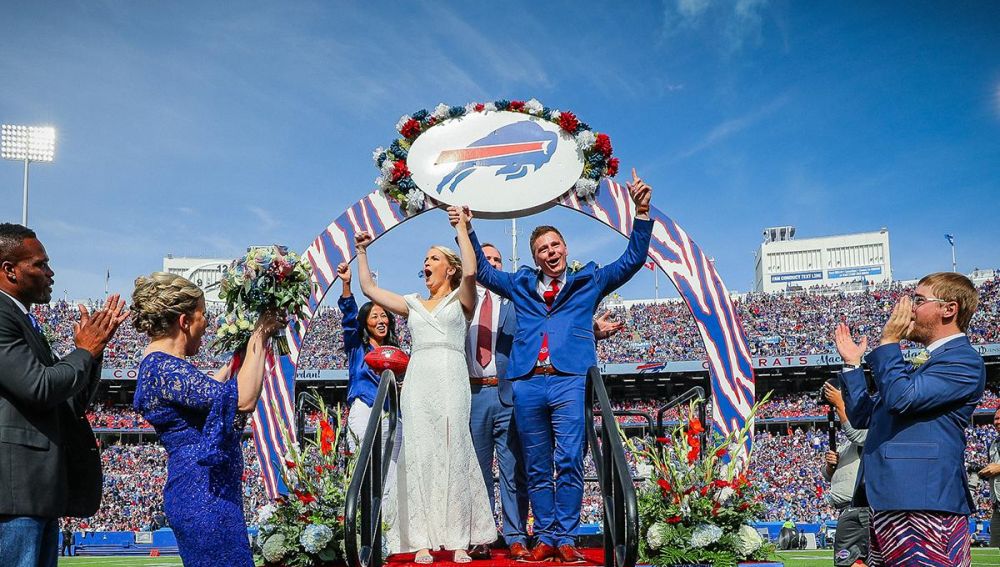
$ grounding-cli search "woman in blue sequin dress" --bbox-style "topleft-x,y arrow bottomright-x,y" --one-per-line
130,273 -> 281,567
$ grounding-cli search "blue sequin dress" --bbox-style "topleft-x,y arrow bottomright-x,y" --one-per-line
133,351 -> 252,567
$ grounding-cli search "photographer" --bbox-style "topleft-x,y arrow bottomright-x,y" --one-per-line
821,381 -> 869,567
978,408 -> 1000,548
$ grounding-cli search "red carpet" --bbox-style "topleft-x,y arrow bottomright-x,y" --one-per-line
385,547 -> 608,567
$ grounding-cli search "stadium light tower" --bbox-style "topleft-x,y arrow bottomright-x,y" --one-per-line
1,125 -> 56,226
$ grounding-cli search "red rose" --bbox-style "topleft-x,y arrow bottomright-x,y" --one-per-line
285,459 -> 297,469
558,111 -> 579,133
474,103 -> 485,112
666,515 -> 682,524
594,133 -> 612,157
314,465 -> 324,475
657,478 -> 672,493
715,447 -> 728,459
509,100 -> 525,111
713,479 -> 730,488
711,502 -> 721,516
655,436 -> 670,444
400,119 -> 421,139
606,157 -> 619,177
390,160 -> 411,183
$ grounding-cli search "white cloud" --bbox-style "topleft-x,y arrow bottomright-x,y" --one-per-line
660,0 -> 771,54
676,93 -> 790,159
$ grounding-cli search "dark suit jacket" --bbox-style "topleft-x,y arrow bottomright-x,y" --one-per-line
0,293 -> 103,518
494,297 -> 516,406
842,336 -> 985,515
472,218 -> 653,379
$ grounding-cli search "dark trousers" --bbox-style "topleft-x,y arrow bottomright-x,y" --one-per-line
512,374 -> 586,547
470,384 -> 528,546
833,506 -> 870,566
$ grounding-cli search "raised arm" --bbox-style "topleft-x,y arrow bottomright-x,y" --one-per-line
452,206 -> 479,318
595,169 -> 654,295
834,323 -> 874,428
448,206 -> 516,299
234,311 -> 285,412
354,231 -> 409,317
335,263 -> 363,351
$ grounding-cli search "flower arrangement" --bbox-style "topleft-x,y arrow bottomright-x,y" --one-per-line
255,397 -> 354,567
373,99 -> 620,213
627,396 -> 774,567
568,260 -> 584,273
212,245 -> 315,356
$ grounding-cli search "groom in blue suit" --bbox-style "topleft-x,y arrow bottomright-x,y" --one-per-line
837,272 -> 985,566
450,170 -> 653,562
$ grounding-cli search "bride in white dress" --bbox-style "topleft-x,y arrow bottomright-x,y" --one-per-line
354,207 -> 496,564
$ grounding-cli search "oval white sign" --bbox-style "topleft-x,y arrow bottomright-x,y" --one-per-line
407,111 -> 584,218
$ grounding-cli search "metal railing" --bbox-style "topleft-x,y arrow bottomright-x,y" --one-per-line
655,386 -> 706,449
585,367 -> 638,567
344,370 -> 399,567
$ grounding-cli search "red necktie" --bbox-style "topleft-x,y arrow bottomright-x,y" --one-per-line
537,279 -> 560,364
476,291 -> 493,368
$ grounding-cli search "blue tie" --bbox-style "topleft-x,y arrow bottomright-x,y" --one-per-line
26,312 -> 43,335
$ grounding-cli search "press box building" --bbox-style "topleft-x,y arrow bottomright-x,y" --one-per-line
753,226 -> 892,292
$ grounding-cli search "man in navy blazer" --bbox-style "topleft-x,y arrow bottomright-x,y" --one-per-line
837,272 -> 985,566
450,170 -> 653,562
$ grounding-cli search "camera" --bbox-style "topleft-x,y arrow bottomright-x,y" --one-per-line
817,376 -> 842,406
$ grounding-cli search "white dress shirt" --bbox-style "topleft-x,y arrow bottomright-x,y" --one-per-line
926,332 -> 966,353
466,286 -> 501,377
536,271 -> 568,302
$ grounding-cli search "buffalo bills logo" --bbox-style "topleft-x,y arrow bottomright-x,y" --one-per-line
435,121 -> 558,193
636,362 -> 667,373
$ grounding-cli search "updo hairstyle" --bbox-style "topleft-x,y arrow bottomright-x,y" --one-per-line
131,272 -> 205,338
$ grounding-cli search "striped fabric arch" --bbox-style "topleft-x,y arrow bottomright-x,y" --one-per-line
251,177 -> 756,499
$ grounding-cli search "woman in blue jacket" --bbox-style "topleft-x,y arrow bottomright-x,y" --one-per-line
336,262 -> 402,454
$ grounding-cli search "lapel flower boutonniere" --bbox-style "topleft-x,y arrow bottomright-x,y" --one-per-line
568,260 -> 584,273
40,323 -> 58,345
910,349 -> 930,369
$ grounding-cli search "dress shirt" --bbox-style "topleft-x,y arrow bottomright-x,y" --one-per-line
536,271 -> 568,302
466,286 -> 500,378
926,332 -> 966,353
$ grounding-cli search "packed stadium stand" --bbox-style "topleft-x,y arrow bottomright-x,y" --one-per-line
40,275 -> 999,536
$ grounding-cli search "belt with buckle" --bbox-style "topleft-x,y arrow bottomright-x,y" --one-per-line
532,366 -> 559,376
470,376 -> 499,386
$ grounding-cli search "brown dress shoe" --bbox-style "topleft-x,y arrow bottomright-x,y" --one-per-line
468,544 -> 492,560
524,542 -> 560,562
508,542 -> 531,561
557,544 -> 586,563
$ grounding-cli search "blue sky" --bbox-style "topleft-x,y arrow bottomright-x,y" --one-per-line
1,1 -> 998,303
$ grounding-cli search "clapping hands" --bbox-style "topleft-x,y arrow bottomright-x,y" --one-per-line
73,294 -> 130,357
834,322 -> 868,367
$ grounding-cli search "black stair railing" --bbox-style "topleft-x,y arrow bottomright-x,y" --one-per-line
344,370 -> 399,567
585,367 -> 639,567
655,386 -> 707,456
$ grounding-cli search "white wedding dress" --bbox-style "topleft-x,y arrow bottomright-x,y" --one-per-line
385,289 -> 497,553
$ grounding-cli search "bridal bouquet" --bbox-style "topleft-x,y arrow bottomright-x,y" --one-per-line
628,395 -> 774,567
255,397 -> 354,567
212,245 -> 314,355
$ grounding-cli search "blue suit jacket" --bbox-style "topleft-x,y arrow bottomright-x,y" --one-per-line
470,218 -> 653,380
842,336 -> 985,515
494,297 -> 517,406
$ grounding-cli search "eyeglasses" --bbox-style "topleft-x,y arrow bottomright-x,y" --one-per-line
911,295 -> 950,308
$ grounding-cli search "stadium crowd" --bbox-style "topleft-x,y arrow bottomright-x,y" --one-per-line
32,276 -> 1000,368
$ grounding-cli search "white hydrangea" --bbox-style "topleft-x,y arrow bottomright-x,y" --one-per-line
432,103 -> 451,120
575,130 -> 596,150
689,523 -> 723,548
574,178 -> 598,199
395,115 -> 411,132
464,102 -> 479,114
525,98 -> 544,115
261,533 -> 288,563
549,110 -> 561,121
256,503 -> 276,525
380,158 -> 395,177
646,522 -> 667,550
405,189 -> 425,214
714,486 -> 735,504
300,524 -> 334,554
483,102 -> 497,112
736,524 -> 763,556
371,146 -> 385,164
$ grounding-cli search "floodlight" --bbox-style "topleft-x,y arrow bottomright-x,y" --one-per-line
1,124 -> 58,225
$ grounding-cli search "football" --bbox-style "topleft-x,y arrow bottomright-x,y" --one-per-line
363,346 -> 410,376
